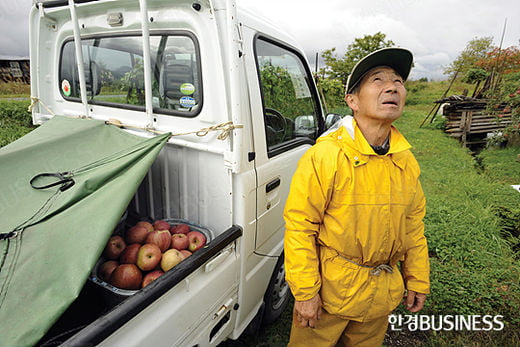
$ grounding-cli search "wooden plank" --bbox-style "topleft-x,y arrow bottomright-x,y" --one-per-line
441,100 -> 514,148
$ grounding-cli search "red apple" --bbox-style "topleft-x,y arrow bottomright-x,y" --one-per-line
136,221 -> 154,232
153,220 -> 171,231
146,229 -> 171,252
119,243 -> 141,264
170,223 -> 190,235
187,231 -> 206,252
171,233 -> 189,250
125,225 -> 149,244
141,270 -> 164,288
180,250 -> 192,258
109,264 -> 142,290
161,249 -> 185,272
98,260 -> 118,282
103,235 -> 126,260
137,243 -> 162,271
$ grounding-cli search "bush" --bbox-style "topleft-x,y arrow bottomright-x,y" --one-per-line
0,100 -> 35,147
0,100 -> 32,125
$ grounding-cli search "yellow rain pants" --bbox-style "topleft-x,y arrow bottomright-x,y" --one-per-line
288,307 -> 388,347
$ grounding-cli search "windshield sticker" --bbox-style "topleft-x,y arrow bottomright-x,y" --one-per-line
61,79 -> 71,97
179,96 -> 196,108
180,83 -> 195,95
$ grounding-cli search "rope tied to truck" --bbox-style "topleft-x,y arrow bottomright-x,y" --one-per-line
28,97 -> 57,116
105,119 -> 243,141
28,97 -> 243,141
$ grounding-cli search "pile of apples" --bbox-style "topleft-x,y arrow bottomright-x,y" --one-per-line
99,220 -> 207,290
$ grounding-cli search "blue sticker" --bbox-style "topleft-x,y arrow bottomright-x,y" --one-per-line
180,96 -> 196,108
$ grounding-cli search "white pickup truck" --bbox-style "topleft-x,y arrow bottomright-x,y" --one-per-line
17,0 -> 338,345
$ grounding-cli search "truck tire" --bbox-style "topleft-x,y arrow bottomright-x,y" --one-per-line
262,252 -> 291,325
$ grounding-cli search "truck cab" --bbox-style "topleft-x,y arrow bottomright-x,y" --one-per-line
25,0 -> 326,345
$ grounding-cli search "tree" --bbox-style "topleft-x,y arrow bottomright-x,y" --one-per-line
470,45 -> 520,97
462,68 -> 488,97
444,37 -> 493,78
475,46 -> 520,75
320,32 -> 395,85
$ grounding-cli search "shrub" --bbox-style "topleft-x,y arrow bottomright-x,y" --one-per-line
0,100 -> 35,147
0,100 -> 32,126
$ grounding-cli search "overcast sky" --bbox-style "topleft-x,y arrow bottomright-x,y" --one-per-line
1,0 -> 519,80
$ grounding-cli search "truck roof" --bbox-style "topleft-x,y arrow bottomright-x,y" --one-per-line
33,0 -> 301,55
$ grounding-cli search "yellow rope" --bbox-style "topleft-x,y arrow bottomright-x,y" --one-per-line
106,119 -> 243,140
27,99 -> 242,141
28,97 -> 57,116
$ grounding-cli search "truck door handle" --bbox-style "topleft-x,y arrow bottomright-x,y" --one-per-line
205,247 -> 232,272
266,178 -> 280,193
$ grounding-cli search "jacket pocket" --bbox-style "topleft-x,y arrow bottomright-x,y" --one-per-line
319,248 -> 367,318
319,249 -> 406,320
388,268 -> 405,310
363,266 -> 405,321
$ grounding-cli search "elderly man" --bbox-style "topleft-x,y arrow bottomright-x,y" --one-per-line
283,48 -> 430,346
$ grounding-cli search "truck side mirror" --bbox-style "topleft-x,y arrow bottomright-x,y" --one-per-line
325,113 -> 342,130
293,115 -> 316,138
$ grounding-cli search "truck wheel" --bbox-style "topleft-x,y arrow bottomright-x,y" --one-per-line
262,252 -> 291,325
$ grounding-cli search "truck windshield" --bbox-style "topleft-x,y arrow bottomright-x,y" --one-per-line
59,33 -> 201,116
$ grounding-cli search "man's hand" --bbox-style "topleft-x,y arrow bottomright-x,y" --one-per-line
294,294 -> 323,328
404,290 -> 426,312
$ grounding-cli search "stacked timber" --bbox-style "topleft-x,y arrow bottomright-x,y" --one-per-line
438,96 -> 513,147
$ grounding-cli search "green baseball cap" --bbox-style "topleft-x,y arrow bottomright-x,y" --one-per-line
346,47 -> 413,94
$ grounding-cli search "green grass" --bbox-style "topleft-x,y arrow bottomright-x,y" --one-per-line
405,79 -> 474,107
0,81 -> 31,97
0,99 -> 35,147
477,147 -> 520,185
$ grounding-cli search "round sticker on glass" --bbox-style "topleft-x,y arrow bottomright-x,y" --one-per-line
62,80 -> 71,96
180,83 -> 195,95
179,96 -> 196,108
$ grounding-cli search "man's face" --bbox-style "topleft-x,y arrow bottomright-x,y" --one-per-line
346,66 -> 407,124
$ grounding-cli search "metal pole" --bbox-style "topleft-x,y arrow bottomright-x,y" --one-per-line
138,0 -> 154,128
68,0 -> 89,117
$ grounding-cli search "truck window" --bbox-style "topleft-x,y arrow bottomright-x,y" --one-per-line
59,33 -> 201,116
255,37 -> 320,155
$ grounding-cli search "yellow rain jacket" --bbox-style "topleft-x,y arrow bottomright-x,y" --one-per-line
284,116 -> 430,322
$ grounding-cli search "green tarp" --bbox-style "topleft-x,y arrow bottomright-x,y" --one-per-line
0,116 -> 170,347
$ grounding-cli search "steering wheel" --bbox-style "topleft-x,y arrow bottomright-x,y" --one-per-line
265,107 -> 287,142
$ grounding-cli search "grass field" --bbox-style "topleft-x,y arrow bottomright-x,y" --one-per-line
1,80 -> 519,346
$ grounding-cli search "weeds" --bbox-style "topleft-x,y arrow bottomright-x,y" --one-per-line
0,99 -> 34,147
0,81 -> 31,96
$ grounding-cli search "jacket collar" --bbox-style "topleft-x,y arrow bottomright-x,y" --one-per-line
318,116 -> 412,170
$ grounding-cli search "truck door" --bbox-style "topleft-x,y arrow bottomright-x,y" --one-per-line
249,36 -> 324,255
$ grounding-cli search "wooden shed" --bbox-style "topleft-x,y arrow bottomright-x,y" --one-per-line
0,57 -> 30,84
439,96 -> 513,147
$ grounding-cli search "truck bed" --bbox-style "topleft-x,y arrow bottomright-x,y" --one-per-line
36,225 -> 241,346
